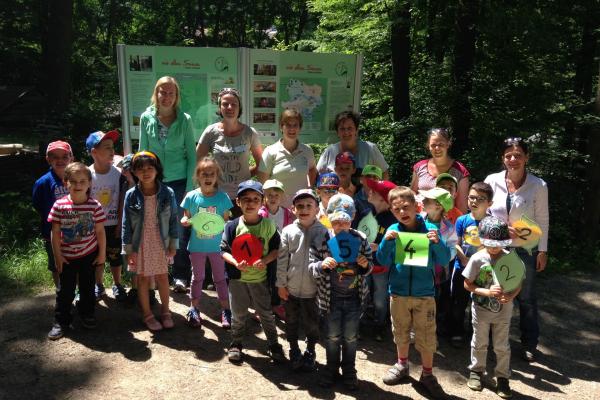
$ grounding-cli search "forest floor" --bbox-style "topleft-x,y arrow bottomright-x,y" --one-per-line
1,271 -> 599,400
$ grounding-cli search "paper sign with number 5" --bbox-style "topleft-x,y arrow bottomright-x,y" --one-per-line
327,231 -> 360,263
394,232 -> 430,267
231,233 -> 263,265
492,250 -> 525,292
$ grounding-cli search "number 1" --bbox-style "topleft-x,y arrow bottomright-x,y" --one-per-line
241,241 -> 252,258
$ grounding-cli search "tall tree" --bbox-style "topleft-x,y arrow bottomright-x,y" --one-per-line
390,1 -> 411,120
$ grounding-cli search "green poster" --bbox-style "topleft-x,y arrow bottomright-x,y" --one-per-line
394,232 -> 430,267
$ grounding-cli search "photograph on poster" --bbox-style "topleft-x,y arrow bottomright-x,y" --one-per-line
254,64 -> 277,76
253,113 -> 276,123
253,97 -> 276,108
130,55 -> 153,71
253,81 -> 276,92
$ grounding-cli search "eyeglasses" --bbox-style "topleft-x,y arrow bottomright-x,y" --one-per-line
468,195 -> 488,203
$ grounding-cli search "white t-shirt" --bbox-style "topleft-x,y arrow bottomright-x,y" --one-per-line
90,165 -> 121,226
316,140 -> 389,173
258,139 -> 315,208
198,123 -> 261,199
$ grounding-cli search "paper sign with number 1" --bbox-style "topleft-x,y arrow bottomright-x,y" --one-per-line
231,233 -> 263,265
394,232 -> 430,267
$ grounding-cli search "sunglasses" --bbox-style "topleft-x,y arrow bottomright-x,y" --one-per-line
503,137 -> 523,146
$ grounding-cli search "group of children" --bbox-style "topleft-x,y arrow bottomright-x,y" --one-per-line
34,131 -> 523,400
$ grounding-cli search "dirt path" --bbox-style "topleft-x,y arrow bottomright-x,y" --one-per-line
1,271 -> 599,400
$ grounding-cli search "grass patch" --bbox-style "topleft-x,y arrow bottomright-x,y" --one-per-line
0,238 -> 53,297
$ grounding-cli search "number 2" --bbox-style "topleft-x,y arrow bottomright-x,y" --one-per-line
404,240 -> 416,259
516,227 -> 532,241
500,264 -> 515,281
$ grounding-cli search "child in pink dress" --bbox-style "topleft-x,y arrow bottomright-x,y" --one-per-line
122,151 -> 179,331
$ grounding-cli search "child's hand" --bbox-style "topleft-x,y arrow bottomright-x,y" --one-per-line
384,230 -> 399,241
253,258 -> 266,270
370,243 -> 378,252
489,284 -> 503,297
459,253 -> 470,266
278,287 -> 289,301
322,257 -> 338,270
55,255 -> 68,274
180,216 -> 191,227
94,255 -> 106,267
427,229 -> 440,244
167,247 -> 176,258
128,252 -> 137,268
357,255 -> 369,268
236,260 -> 249,272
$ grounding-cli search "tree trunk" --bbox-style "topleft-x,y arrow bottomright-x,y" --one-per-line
295,0 -> 308,43
390,2 -> 411,121
449,0 -> 477,158
41,0 -> 73,114
195,0 -> 207,46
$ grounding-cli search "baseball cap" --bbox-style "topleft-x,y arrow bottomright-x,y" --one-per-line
435,172 -> 458,187
326,193 -> 356,222
361,164 -> 383,180
46,141 -> 72,156
121,153 -> 134,170
365,178 -> 397,204
85,130 -> 119,152
335,151 -> 356,166
419,187 -> 454,212
478,216 -> 512,247
292,189 -> 318,204
237,180 -> 264,197
263,179 -> 285,192
316,172 -> 340,188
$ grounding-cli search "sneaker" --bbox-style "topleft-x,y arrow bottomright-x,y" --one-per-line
81,316 -> 97,329
383,362 -> 409,385
149,289 -> 158,306
267,343 -> 286,363
272,304 -> 286,320
342,374 -> 359,391
95,284 -> 105,301
48,323 -> 65,340
497,377 -> 512,398
221,309 -> 232,329
173,279 -> 187,293
112,284 -> 127,302
186,307 -> 202,328
419,374 -> 447,400
450,335 -> 464,348
73,289 -> 80,307
228,343 -> 243,363
467,371 -> 483,391
319,369 -> 337,388
301,350 -> 316,372
409,330 -> 416,344
521,348 -> 536,362
289,347 -> 303,371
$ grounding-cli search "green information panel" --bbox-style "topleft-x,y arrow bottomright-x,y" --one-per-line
121,45 -> 238,142
394,232 -> 430,267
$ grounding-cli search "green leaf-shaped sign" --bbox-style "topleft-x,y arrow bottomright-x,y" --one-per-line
357,212 -> 378,243
492,250 -> 526,293
190,212 -> 225,237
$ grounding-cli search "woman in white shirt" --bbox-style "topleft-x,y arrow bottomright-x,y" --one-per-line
485,137 -> 549,362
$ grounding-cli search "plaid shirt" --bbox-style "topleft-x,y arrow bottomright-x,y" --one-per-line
308,228 -> 373,314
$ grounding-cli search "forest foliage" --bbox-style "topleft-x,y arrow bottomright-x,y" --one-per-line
1,0 -> 599,268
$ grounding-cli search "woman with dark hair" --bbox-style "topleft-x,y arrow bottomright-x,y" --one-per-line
316,111 -> 389,179
196,88 -> 262,215
410,128 -> 470,213
485,137 -> 549,362
139,76 -> 196,293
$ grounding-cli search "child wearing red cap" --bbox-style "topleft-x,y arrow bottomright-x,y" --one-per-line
33,141 -> 74,289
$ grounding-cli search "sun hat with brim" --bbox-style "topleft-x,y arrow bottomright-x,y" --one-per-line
361,164 -> 383,180
435,172 -> 458,186
420,187 -> 454,212
292,189 -> 318,204
326,193 -> 355,222
478,216 -> 512,247
237,180 -> 264,197
86,130 -> 119,152
263,179 -> 285,192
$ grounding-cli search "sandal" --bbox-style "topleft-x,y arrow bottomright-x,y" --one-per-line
144,314 -> 163,331
161,312 -> 174,329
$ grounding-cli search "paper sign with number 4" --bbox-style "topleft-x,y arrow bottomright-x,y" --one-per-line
231,233 -> 263,265
327,231 -> 360,263
492,250 -> 525,293
394,232 -> 430,267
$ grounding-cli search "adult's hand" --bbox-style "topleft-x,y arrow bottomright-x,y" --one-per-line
536,251 -> 547,272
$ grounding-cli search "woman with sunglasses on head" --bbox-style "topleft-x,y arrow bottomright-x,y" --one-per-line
196,88 -> 262,218
139,76 -> 196,293
484,137 -> 549,363
410,128 -> 470,214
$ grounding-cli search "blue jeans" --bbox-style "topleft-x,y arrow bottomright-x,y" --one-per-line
164,179 -> 191,282
368,272 -> 390,327
515,248 -> 539,350
322,296 -> 361,377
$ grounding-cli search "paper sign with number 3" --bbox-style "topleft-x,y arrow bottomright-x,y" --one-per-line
394,232 -> 430,267
231,233 -> 263,265
327,231 -> 360,263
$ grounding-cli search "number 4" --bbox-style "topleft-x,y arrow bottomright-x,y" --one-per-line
404,239 -> 416,259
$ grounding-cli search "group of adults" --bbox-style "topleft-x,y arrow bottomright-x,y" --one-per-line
137,75 -> 549,360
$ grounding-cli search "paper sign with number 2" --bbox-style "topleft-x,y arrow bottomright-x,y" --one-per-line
394,232 -> 430,267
